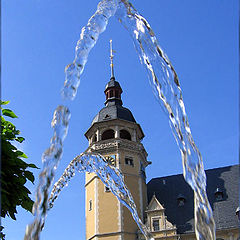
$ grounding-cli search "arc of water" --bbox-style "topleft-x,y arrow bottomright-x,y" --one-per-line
25,0 -> 216,239
24,106 -> 71,240
115,2 -> 216,240
24,1 -> 119,239
48,153 -> 153,240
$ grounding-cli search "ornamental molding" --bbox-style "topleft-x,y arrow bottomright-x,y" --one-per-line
92,141 -> 118,150
90,139 -> 145,153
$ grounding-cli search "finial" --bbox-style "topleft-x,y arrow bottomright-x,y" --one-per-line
110,39 -> 115,79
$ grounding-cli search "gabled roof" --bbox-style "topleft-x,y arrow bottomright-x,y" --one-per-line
147,165 -> 239,234
147,194 -> 164,212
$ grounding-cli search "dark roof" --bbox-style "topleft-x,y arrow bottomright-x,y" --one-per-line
147,165 -> 239,234
90,77 -> 136,125
92,105 -> 136,125
105,77 -> 121,90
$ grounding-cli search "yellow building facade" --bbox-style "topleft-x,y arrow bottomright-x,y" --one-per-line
84,47 -> 239,240
84,75 -> 150,240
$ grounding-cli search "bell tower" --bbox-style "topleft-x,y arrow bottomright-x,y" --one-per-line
84,41 -> 150,240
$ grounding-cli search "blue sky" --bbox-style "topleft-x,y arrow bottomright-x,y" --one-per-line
2,0 -> 238,239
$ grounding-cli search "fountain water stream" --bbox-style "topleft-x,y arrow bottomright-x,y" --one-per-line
49,153 -> 153,240
24,0 -> 216,239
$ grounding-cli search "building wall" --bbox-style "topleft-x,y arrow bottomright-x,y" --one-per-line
85,139 -> 148,240
98,179 -> 120,234
85,173 -> 97,239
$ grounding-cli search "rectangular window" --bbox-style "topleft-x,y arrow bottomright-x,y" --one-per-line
89,200 -> 92,211
152,219 -> 160,231
140,162 -> 146,179
125,157 -> 134,166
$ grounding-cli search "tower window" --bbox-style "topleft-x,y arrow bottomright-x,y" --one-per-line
110,90 -> 113,98
152,219 -> 160,231
125,157 -> 134,166
115,90 -> 119,98
120,129 -> 131,140
92,134 -> 97,143
89,200 -> 92,211
102,129 -> 115,140
140,162 -> 146,179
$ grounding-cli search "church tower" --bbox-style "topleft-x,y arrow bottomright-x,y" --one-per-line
84,41 -> 150,240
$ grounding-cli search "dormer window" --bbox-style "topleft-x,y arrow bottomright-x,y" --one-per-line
214,187 -> 223,201
104,114 -> 111,119
236,207 -> 240,220
177,194 -> 186,206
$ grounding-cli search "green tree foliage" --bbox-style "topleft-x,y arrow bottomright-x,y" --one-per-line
1,101 -> 38,239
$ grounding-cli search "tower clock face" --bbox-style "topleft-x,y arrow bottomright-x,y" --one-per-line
105,155 -> 116,166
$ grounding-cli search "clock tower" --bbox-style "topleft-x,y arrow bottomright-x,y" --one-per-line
84,42 -> 150,240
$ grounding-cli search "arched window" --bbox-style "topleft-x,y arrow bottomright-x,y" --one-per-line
92,134 -> 97,143
120,129 -> 131,140
110,90 -> 113,98
102,129 -> 115,140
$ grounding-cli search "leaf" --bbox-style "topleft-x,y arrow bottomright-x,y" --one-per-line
24,171 -> 35,183
2,109 -> 18,118
0,101 -> 10,106
21,199 -> 33,212
15,151 -> 27,158
0,225 -> 6,240
0,189 -> 9,195
8,209 -> 17,220
28,163 -> 39,169
1,116 -> 5,122
17,176 -> 27,185
1,103 -> 37,223
16,137 -> 25,143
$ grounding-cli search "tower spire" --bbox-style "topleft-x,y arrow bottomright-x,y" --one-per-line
105,40 -> 122,106
110,39 -> 115,79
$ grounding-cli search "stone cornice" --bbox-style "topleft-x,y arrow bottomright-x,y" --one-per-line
88,139 -> 147,156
